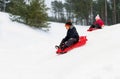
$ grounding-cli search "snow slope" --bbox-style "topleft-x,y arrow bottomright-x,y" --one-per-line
0,12 -> 120,79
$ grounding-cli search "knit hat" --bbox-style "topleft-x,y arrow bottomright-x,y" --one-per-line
65,22 -> 72,26
95,14 -> 100,20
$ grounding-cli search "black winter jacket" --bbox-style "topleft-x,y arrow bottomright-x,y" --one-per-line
63,26 -> 79,42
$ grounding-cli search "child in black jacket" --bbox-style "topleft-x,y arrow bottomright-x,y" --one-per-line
56,22 -> 79,50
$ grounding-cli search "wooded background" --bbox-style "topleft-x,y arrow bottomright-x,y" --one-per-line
0,0 -> 120,27
50,0 -> 120,25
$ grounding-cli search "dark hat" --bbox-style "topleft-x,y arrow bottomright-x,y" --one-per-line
65,22 -> 72,26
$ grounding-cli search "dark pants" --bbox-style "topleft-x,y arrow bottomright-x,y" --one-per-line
59,38 -> 78,50
90,24 -> 102,29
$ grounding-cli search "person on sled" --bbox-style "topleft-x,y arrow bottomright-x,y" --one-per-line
87,14 -> 104,31
55,21 -> 79,50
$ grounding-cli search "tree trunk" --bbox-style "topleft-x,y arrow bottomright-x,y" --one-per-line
105,0 -> 108,25
113,0 -> 116,24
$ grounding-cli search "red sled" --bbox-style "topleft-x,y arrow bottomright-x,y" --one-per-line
56,36 -> 88,54
87,28 -> 98,32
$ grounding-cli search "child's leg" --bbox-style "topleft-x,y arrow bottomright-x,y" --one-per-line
59,39 -> 65,48
90,24 -> 96,28
65,38 -> 78,46
95,24 -> 102,29
87,24 -> 96,31
55,39 -> 66,49
61,38 -> 78,50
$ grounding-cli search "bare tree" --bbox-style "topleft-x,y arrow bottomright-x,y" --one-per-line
105,0 -> 108,25
113,0 -> 116,24
3,0 -> 10,12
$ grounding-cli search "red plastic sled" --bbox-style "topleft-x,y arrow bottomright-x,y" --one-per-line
87,28 -> 99,32
56,36 -> 87,54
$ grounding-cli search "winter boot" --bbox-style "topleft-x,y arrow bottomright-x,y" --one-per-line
61,44 -> 68,50
55,45 -> 60,49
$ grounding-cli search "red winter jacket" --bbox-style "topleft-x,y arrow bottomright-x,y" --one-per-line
94,19 -> 104,27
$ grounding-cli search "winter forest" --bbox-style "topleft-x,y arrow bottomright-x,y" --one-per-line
0,0 -> 120,27
50,0 -> 120,25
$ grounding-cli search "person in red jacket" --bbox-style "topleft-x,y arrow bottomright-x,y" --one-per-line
87,14 -> 104,31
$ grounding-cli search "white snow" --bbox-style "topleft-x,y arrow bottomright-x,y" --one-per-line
0,12 -> 120,79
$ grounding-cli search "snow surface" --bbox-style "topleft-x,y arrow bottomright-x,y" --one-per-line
0,12 -> 120,79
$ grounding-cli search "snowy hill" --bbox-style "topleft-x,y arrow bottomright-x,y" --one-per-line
0,12 -> 120,79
